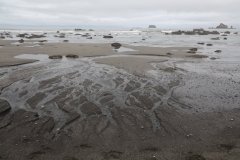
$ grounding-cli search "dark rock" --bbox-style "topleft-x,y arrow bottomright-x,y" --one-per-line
103,35 -> 113,39
224,31 -> 231,34
166,52 -> 172,55
184,31 -> 195,35
187,51 -> 196,54
66,54 -> 79,58
211,37 -> 220,40
86,37 -> 92,39
16,33 -> 28,38
210,57 -> 217,60
57,31 -> 60,33
216,23 -> 228,29
38,40 -> 47,43
221,34 -> 228,37
206,44 -> 213,46
49,55 -> 63,59
172,30 -> 183,35
149,25 -> 157,28
197,42 -> 205,45
111,43 -> 122,49
189,48 -> 198,52
223,37 -> 227,40
81,34 -> 89,37
18,39 -> 24,43
63,40 -> 69,42
0,99 -> 11,115
215,50 -> 222,53
208,31 -> 220,35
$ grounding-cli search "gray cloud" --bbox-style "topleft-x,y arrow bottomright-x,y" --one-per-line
0,0 -> 239,28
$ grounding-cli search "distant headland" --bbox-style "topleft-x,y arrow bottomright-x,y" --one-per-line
209,23 -> 236,29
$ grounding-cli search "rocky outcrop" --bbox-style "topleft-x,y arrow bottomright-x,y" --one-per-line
216,23 -> 228,29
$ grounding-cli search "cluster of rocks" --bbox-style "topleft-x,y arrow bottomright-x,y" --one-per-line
171,29 -> 220,35
0,32 -> 12,39
16,33 -> 46,39
197,42 -> 213,46
211,36 -> 228,40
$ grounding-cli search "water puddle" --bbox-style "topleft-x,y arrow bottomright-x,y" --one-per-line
15,54 -> 50,61
114,47 -> 137,53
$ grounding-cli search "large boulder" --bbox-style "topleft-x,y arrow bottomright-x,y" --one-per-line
0,99 -> 11,114
111,43 -> 122,49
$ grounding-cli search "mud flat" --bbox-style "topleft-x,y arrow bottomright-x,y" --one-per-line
0,39 -> 240,160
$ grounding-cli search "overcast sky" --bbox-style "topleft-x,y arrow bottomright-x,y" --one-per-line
0,0 -> 239,29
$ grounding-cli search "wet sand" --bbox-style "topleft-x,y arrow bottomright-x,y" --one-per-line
0,38 -> 240,160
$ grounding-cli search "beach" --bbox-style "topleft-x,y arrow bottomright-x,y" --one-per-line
0,30 -> 240,160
